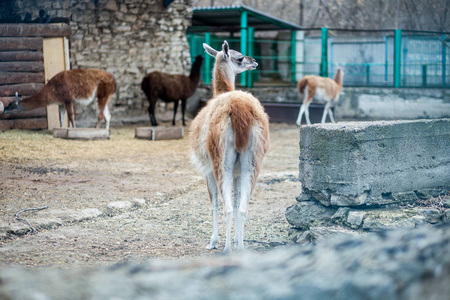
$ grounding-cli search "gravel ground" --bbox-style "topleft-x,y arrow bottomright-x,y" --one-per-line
0,122 -> 301,268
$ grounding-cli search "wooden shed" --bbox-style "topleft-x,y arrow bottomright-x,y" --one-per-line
0,23 -> 71,131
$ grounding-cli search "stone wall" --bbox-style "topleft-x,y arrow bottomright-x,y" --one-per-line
2,0 -> 193,126
286,119 -> 450,244
1,224 -> 449,299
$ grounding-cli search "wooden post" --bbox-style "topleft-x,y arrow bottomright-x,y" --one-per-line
43,37 -> 70,130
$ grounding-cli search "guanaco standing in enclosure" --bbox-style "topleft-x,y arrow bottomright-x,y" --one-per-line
190,41 -> 269,254
3,69 -> 116,130
296,68 -> 344,126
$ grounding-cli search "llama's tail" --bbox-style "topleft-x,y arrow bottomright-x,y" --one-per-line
297,77 -> 308,94
230,100 -> 254,153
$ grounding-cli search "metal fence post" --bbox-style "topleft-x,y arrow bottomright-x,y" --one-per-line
240,10 -> 248,87
248,27 -> 255,88
204,32 -> 211,85
442,35 -> 447,87
321,27 -> 328,77
291,30 -> 297,85
394,29 -> 402,88
422,64 -> 427,87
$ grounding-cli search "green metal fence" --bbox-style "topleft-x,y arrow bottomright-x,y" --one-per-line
187,29 -> 449,88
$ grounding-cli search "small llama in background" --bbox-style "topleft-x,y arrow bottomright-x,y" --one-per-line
296,68 -> 344,125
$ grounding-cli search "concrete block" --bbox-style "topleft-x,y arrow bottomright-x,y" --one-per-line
135,126 -> 184,140
53,128 -> 110,140
299,119 -> 450,206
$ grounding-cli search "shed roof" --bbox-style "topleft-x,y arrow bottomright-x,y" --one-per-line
189,5 -> 302,33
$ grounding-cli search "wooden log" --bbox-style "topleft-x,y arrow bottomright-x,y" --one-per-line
135,127 -> 184,141
0,24 -> 72,38
0,117 -> 47,130
0,37 -> 43,51
0,72 -> 44,85
0,82 -> 44,97
0,107 -> 46,119
0,61 -> 44,72
0,50 -> 43,61
53,128 -> 110,140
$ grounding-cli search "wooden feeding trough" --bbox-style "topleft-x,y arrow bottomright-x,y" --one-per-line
53,127 -> 110,140
135,126 -> 184,141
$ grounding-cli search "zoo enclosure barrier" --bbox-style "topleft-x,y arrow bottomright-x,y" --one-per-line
187,28 -> 449,89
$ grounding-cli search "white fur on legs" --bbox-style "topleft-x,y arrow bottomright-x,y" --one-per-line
233,175 -> 241,247
328,107 -> 335,123
104,105 -> 111,130
321,101 -> 335,124
234,148 -> 253,251
206,173 -> 219,250
221,138 -> 238,254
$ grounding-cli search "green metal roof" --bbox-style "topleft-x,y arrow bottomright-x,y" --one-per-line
189,5 -> 302,33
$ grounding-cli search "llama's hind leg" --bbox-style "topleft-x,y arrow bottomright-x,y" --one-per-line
220,143 -> 238,254
148,97 -> 158,126
234,149 -> 254,251
172,100 -> 179,126
233,174 -> 241,247
206,173 -> 219,250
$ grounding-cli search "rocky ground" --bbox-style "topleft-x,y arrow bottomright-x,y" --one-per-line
0,122 -> 300,268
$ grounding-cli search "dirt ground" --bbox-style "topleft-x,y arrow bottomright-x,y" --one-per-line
0,122 -> 301,268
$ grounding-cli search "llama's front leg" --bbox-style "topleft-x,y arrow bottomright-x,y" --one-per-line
206,173 -> 219,250
321,101 -> 332,123
181,99 -> 187,126
328,103 -> 335,123
65,103 -> 76,128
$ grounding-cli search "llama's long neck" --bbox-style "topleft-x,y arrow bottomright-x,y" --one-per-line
212,59 -> 235,97
19,86 -> 54,110
189,57 -> 203,88
334,69 -> 343,88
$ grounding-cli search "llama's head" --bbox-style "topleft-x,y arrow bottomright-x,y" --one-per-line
3,92 -> 22,114
203,41 -> 258,75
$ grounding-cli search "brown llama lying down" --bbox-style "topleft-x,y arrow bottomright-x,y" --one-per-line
296,68 -> 344,125
3,68 -> 117,130
141,55 -> 203,126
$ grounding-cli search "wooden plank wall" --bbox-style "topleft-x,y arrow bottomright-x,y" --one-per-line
0,24 -> 71,130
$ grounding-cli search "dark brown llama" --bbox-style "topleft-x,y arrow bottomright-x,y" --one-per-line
141,55 -> 203,126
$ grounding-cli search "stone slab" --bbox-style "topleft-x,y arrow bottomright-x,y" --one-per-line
299,119 -> 450,206
53,128 -> 110,140
135,126 -> 184,140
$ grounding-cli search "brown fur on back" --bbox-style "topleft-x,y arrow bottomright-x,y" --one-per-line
141,72 -> 196,103
190,90 -> 269,186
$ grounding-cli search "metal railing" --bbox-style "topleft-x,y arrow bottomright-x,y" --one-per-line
187,28 -> 449,88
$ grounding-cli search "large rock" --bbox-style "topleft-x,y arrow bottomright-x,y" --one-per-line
1,225 -> 449,300
299,119 -> 450,206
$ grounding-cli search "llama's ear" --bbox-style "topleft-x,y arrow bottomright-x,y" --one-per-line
222,40 -> 229,59
203,43 -> 218,58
